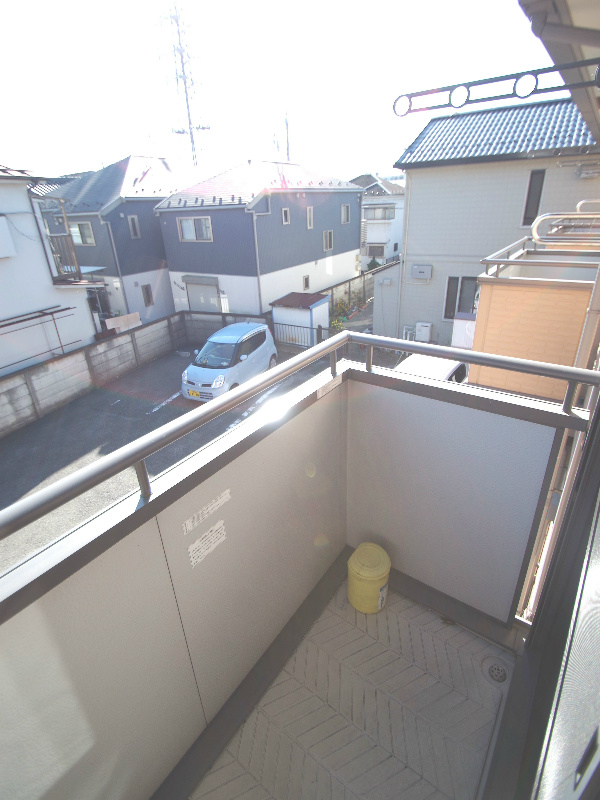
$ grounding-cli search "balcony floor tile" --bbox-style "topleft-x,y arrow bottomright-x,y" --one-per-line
191,583 -> 514,800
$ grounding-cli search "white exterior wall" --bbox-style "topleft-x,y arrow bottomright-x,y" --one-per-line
373,262 -> 401,338
122,267 -> 175,324
271,302 -> 329,330
260,250 -> 359,313
103,276 -> 128,317
169,271 -> 261,316
0,180 -> 96,377
361,195 -> 404,270
396,156 -> 600,345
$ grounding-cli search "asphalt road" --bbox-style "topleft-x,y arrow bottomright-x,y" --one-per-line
0,347 -> 332,574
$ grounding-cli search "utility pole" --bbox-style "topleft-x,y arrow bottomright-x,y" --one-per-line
170,3 -> 209,167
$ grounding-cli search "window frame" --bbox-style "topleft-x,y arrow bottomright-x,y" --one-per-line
69,220 -> 95,246
323,230 -> 333,252
443,276 -> 478,321
141,284 -> 154,307
364,206 -> 395,221
307,206 -> 313,230
367,244 -> 385,258
128,215 -> 141,239
303,275 -> 310,290
341,204 -> 350,224
282,207 -> 290,225
177,216 -> 213,242
522,169 -> 546,227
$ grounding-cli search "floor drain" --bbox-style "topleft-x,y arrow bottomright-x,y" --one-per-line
489,663 -> 507,683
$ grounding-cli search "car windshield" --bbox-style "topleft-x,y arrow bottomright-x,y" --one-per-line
193,340 -> 236,369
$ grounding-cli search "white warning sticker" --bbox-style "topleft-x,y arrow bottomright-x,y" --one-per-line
188,520 -> 227,568
182,489 -> 231,535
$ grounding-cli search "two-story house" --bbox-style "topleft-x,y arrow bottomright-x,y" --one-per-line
387,98 -> 599,345
351,173 -> 405,270
42,157 -> 183,324
155,161 -> 362,316
0,167 -> 96,378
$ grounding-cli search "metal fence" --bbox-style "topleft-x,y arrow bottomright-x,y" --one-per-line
272,322 -> 330,348
323,261 -> 399,317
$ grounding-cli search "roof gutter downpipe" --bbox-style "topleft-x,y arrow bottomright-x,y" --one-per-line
531,13 -> 600,49
102,217 -> 130,315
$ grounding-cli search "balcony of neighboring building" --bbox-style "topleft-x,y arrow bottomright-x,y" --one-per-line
0,330 -> 597,800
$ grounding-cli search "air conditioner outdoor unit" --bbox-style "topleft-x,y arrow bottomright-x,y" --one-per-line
415,322 -> 432,342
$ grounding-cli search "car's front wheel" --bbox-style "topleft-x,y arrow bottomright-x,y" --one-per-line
269,355 -> 277,369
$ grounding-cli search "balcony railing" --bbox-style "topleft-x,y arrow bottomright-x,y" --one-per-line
1,331 -> 598,542
48,233 -> 82,280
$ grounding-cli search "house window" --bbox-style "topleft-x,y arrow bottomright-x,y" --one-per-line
303,275 -> 310,290
177,216 -> 213,242
323,230 -> 333,251
341,204 -> 350,224
282,208 -> 290,225
364,206 -> 395,220
69,221 -> 95,245
307,206 -> 313,229
394,242 -> 398,252
523,170 -> 545,226
443,276 -> 478,320
141,284 -> 154,307
367,244 -> 385,258
128,215 -> 141,239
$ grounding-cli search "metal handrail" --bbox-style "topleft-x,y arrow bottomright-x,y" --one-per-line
1,331 -> 599,540
531,213 -> 600,247
576,200 -> 600,213
482,236 -> 600,277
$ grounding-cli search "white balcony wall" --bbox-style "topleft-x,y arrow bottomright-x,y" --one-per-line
0,382 -> 346,799
345,379 -> 556,622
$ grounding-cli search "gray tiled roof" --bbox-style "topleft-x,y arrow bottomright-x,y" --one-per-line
394,99 -> 598,169
156,161 -> 360,210
350,174 -> 404,196
43,157 -> 183,212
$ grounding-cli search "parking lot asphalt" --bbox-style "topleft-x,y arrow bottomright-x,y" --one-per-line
0,346 -> 331,574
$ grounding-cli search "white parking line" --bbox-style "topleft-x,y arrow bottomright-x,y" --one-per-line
148,392 -> 181,414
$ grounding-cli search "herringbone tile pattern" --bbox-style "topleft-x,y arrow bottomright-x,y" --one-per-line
191,584 -> 514,800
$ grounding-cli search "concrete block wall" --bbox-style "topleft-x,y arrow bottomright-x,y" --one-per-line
0,314 -> 191,440
0,374 -> 37,434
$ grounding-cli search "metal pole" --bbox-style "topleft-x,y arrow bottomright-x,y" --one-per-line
366,346 -> 373,373
134,460 -> 152,500
563,381 -> 578,414
330,349 -> 337,378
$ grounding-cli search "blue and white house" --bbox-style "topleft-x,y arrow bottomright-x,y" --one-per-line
155,161 -> 362,315
42,157 -> 184,323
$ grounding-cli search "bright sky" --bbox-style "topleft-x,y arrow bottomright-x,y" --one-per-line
2,0 -> 557,182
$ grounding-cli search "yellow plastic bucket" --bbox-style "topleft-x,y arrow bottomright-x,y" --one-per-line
347,543 -> 391,614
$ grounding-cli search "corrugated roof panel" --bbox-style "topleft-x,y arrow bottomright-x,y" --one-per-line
395,99 -> 597,168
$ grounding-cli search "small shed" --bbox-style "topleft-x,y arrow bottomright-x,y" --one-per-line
270,292 -> 329,347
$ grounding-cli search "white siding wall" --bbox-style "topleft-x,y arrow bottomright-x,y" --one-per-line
260,251 -> 359,313
396,156 -> 600,345
362,196 -> 404,270
0,181 -> 96,377
122,267 -> 175,324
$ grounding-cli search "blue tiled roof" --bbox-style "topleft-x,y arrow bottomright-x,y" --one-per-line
394,99 -> 598,169
155,161 -> 360,210
43,157 -> 183,212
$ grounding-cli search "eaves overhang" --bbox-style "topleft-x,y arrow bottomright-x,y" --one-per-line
395,144 -> 600,170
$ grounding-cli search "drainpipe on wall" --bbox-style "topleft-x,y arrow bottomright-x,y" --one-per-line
102,217 -> 130,315
250,211 -> 264,315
